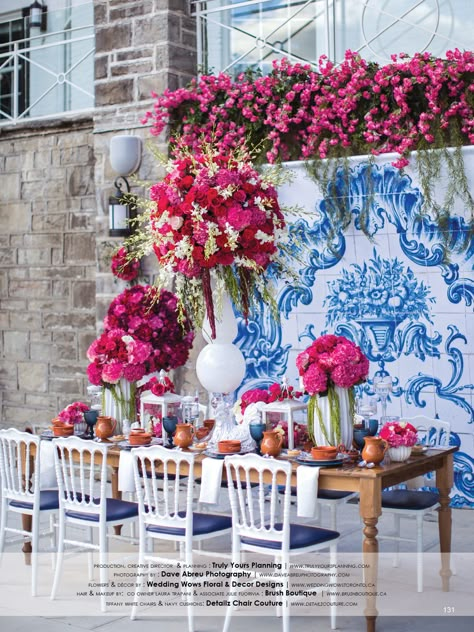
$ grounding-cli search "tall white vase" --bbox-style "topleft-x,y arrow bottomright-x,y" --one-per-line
196,292 -> 246,395
309,385 -> 354,449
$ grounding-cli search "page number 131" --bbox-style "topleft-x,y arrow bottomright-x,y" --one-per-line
443,607 -> 455,614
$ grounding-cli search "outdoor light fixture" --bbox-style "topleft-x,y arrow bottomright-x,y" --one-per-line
108,135 -> 142,237
29,1 -> 47,31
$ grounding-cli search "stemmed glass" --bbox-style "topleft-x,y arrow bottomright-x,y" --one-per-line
163,415 -> 178,449
373,374 -> 393,423
249,422 -> 266,454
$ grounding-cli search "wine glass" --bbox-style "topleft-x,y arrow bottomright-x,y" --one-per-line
373,374 -> 393,423
83,409 -> 99,440
249,422 -> 266,454
162,415 -> 178,449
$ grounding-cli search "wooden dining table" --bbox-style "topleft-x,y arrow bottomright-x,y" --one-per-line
22,442 -> 457,632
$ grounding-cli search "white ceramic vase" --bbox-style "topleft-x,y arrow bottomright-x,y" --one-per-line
387,445 -> 412,462
309,385 -> 354,449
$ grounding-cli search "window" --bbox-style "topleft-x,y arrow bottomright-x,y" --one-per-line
0,1 -> 94,124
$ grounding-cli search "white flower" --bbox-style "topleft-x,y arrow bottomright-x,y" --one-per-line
255,229 -> 274,244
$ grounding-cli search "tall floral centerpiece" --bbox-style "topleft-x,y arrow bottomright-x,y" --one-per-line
296,334 -> 369,448
87,285 -> 194,426
124,139 -> 298,399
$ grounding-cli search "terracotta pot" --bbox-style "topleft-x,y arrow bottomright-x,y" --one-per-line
50,424 -> 74,437
361,436 -> 388,465
218,440 -> 241,454
203,419 -> 215,431
95,416 -> 117,440
173,423 -> 194,449
195,427 -> 210,440
129,431 -> 152,446
311,446 -> 338,460
260,430 -> 283,457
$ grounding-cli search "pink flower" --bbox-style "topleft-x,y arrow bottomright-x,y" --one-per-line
58,401 -> 89,425
111,247 -> 140,281
379,421 -> 418,447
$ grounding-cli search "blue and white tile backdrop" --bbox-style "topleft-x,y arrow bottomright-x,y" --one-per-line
234,147 -> 474,508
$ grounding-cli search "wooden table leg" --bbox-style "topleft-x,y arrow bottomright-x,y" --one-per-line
359,478 -> 382,632
21,514 -> 32,563
111,466 -> 123,536
436,453 -> 453,591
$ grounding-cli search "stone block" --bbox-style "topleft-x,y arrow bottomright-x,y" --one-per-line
96,24 -> 132,53
32,213 -> 67,232
4,155 -> 22,171
0,312 -> 9,328
10,236 -> 24,247
72,280 -> 96,309
31,331 -> 52,342
3,331 -> 29,358
9,280 -> 51,298
29,266 -> 84,280
95,79 -> 134,106
51,362 -> 87,376
25,393 -> 53,408
53,343 -> 79,362
3,406 -> 41,426
0,299 -> 27,311
0,203 -> 30,232
28,299 -> 69,311
0,249 -> 16,266
138,74 -> 168,100
18,361 -> 48,392
110,1 -> 151,20
94,1 -> 107,24
116,47 -> 153,62
3,173 -> 20,198
30,342 -> 53,361
43,312 -> 95,330
24,234 -> 62,248
2,390 -> 25,404
64,233 -> 96,264
111,61 -> 154,77
59,145 -> 94,167
0,236 -> 9,247
95,55 -> 108,80
168,44 -> 197,74
52,280 -> 70,297
53,332 -> 76,344
49,377 -> 84,394
79,331 -> 97,359
69,213 -> 95,231
8,311 -> 41,330
67,164 -> 95,197
17,248 -> 51,266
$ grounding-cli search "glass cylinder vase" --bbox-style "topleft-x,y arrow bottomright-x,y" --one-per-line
103,379 -> 136,433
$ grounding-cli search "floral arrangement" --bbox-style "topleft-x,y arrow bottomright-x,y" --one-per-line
125,139 -> 298,337
272,420 -> 309,450
140,374 -> 176,397
87,285 -> 194,419
379,420 -> 418,447
111,246 -> 140,282
57,401 -> 89,425
296,334 -> 369,446
325,250 -> 435,325
233,381 -> 303,422
296,334 -> 369,394
143,50 -> 474,168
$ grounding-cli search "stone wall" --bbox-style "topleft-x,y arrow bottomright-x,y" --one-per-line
0,0 -> 198,428
0,118 -> 97,425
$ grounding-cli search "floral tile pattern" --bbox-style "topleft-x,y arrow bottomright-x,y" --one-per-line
236,148 -> 474,507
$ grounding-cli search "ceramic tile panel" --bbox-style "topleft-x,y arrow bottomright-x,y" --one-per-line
236,149 -> 474,507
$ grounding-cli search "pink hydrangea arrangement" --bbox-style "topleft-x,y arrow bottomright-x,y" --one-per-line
111,246 -> 140,282
87,285 -> 194,386
124,140 -> 297,338
379,420 -> 418,447
296,334 -> 369,394
233,381 -> 303,422
296,334 -> 369,447
139,374 -> 176,397
58,401 -> 89,425
86,285 -> 194,419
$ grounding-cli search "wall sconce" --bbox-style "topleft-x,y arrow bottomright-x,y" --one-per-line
29,1 -> 47,32
108,135 -> 142,237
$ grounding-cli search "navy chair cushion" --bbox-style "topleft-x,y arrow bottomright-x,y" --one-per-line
381,490 -> 439,510
278,487 -> 353,501
241,523 -> 339,550
10,489 -> 59,511
147,511 -> 232,537
65,498 -> 138,522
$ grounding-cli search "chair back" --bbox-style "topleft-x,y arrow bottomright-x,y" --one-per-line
132,445 -> 195,533
225,453 -> 291,549
407,416 -> 451,447
0,428 -> 40,505
53,437 -> 108,519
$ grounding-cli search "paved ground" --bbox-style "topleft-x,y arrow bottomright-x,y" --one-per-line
0,494 -> 472,631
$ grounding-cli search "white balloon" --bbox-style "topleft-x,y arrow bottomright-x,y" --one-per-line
196,343 -> 246,393
201,293 -> 238,344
